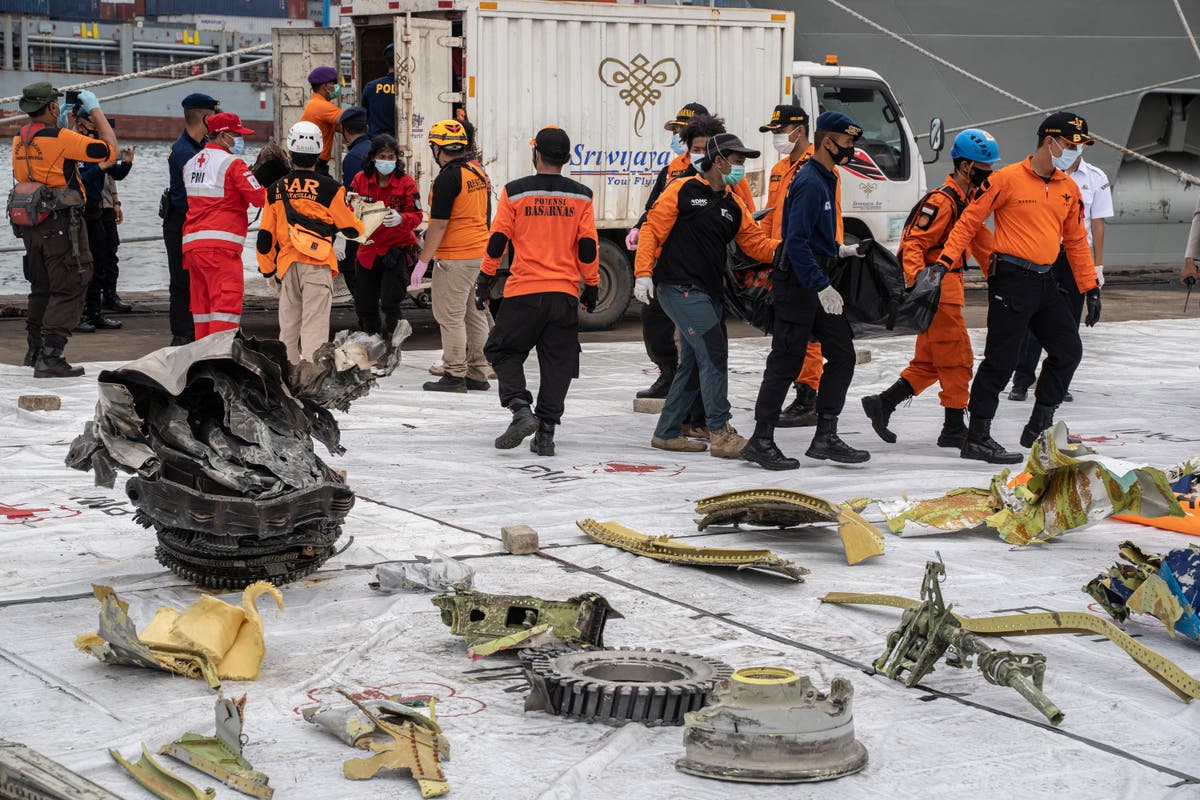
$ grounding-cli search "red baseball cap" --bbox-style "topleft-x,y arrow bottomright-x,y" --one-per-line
206,111 -> 254,136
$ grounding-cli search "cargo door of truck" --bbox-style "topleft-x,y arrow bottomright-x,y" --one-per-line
395,14 -> 456,202
273,26 -> 342,177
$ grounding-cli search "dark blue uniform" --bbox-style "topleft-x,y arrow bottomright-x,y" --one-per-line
163,129 -> 204,340
361,73 -> 395,137
79,159 -> 132,320
341,134 -> 372,191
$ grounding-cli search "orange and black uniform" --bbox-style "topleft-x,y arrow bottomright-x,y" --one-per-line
299,92 -> 342,171
938,156 -> 1097,419
898,177 -> 994,409
481,174 -> 599,424
13,122 -> 113,352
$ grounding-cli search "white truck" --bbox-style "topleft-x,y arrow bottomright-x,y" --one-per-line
275,2 -> 929,329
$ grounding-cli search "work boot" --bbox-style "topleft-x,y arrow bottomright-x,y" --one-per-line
1019,403 -> 1058,449
86,314 -> 123,330
1008,385 -> 1028,402
636,363 -> 675,399
937,407 -> 969,449
709,424 -> 749,459
806,414 -> 870,463
102,292 -> 133,313
651,434 -> 707,453
423,374 -> 469,393
466,377 -> 491,391
960,415 -> 1023,464
741,436 -> 800,471
777,383 -> 817,427
679,422 -> 710,440
33,347 -> 84,378
73,319 -> 97,333
22,332 -> 40,368
495,404 -> 539,449
861,378 -> 914,444
530,418 -> 555,456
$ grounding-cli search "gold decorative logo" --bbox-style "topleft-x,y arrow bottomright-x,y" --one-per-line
598,54 -> 681,136
859,181 -> 877,197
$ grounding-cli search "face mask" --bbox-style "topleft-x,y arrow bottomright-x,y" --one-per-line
1049,140 -> 1081,171
828,139 -> 856,165
375,159 -> 397,175
689,153 -> 705,170
669,133 -> 685,156
772,133 -> 796,155
330,84 -> 342,99
230,136 -> 245,155
722,164 -> 745,186
968,165 -> 990,187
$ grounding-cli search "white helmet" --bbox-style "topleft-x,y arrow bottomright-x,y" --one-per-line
287,120 -> 323,155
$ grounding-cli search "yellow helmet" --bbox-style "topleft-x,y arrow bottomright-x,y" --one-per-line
429,119 -> 469,148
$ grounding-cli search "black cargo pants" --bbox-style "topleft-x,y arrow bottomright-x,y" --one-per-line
23,209 -> 93,350
162,205 -> 192,340
484,291 -> 581,425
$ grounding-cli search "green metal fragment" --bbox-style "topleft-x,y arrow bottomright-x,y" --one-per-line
109,743 -> 215,800
159,694 -> 273,799
431,589 -> 622,649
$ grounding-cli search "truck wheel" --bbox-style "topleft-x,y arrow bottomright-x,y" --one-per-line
579,238 -> 633,332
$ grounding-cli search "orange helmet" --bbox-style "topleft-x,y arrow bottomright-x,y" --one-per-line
429,119 -> 469,148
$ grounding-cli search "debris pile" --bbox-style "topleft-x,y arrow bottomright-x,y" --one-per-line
1086,541 -> 1200,644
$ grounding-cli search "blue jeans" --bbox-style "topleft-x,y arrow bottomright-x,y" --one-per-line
654,284 -> 730,438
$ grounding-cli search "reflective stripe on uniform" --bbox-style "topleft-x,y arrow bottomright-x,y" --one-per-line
507,189 -> 594,203
192,312 -> 241,323
183,230 -> 247,245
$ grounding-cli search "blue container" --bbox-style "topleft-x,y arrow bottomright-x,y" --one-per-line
0,0 -> 51,15
145,0 -> 286,17
47,0 -> 102,20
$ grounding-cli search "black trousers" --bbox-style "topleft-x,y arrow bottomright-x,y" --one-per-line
969,260 -> 1083,419
1012,251 -> 1084,391
641,295 -> 678,366
484,291 -> 580,425
23,210 -> 92,350
162,206 -> 192,340
82,211 -> 106,317
753,273 -> 856,427
353,247 -> 408,335
339,240 -> 359,298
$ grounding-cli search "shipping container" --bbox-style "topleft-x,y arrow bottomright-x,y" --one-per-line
145,0 -> 287,18
46,0 -> 102,20
0,0 -> 50,16
286,0 -> 305,20
100,0 -> 142,22
155,12 -> 312,33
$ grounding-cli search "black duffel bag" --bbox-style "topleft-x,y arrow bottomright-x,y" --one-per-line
827,245 -> 936,339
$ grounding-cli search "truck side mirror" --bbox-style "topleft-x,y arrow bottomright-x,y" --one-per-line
924,117 -> 944,164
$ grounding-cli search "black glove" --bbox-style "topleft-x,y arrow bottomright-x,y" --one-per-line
580,283 -> 599,313
856,237 -> 875,257
1084,287 -> 1101,327
474,271 -> 497,310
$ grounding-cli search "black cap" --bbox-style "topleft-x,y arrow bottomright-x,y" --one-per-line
665,102 -> 709,131
1037,111 -> 1094,146
181,93 -> 220,111
531,126 -> 571,160
705,132 -> 760,162
384,42 -> 394,58
815,111 -> 863,141
338,106 -> 367,127
759,104 -> 808,132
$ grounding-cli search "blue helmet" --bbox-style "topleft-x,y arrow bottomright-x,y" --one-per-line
950,128 -> 1000,163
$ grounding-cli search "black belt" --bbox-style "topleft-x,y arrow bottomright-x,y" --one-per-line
996,253 -> 1052,274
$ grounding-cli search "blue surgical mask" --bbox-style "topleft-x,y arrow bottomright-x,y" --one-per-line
331,84 -> 342,99
669,133 -> 685,156
230,136 -> 245,155
722,164 -> 745,186
1050,140 -> 1081,171
375,159 -> 396,175
689,153 -> 705,170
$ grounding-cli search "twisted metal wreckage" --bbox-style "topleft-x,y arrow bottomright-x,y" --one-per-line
65,325 -> 410,588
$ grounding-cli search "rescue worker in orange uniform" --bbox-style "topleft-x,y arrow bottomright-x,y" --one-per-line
478,127 -> 600,456
182,111 -> 265,339
861,129 -> 999,448
936,112 -> 1101,463
299,65 -> 343,175
256,121 -> 362,364
12,82 -> 116,378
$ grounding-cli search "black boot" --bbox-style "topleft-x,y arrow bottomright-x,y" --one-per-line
778,383 -> 818,427
33,347 -> 84,378
636,363 -> 675,399
861,378 -> 913,443
73,319 -> 97,333
495,403 -> 539,449
22,332 -> 41,368
937,407 -> 968,449
423,374 -> 468,393
86,313 -> 122,330
961,415 -> 1022,464
530,418 -> 556,456
741,436 -> 800,470
806,414 -> 870,463
1020,403 -> 1057,448
102,292 -> 133,312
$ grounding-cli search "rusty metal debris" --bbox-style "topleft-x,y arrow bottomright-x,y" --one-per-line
159,694 -> 273,799
676,667 -> 868,783
301,694 -> 449,755
694,488 -> 885,565
109,743 -> 215,800
371,554 -> 476,594
522,644 -> 733,726
1085,541 -> 1200,645
65,326 -> 409,588
576,518 -> 808,581
0,739 -> 124,800
431,588 -> 621,657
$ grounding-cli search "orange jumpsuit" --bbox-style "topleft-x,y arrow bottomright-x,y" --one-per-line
898,176 -> 994,408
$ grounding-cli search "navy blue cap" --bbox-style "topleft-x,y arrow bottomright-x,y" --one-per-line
384,43 -> 394,57
338,106 -> 367,126
181,93 -> 219,111
816,111 -> 862,140
308,65 -> 339,86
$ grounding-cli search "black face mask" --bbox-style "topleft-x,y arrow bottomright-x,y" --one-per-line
827,139 -> 855,165
968,166 -> 990,187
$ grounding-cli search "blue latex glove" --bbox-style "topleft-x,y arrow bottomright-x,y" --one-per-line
57,104 -> 75,128
76,89 -> 100,114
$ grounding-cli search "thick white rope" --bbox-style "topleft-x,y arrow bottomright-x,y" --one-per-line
1173,0 -> 1200,66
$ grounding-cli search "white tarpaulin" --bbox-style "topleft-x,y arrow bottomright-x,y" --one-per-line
1,318 -> 1199,799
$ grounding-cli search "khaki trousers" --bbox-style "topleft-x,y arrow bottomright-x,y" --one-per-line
431,257 -> 490,379
279,261 -> 333,364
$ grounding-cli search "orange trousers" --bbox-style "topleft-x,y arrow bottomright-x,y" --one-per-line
796,342 -> 823,389
185,247 -> 244,339
900,303 -> 972,408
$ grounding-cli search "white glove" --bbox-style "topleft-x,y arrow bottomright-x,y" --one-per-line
634,276 -> 655,304
625,227 -> 640,251
838,243 -> 858,258
818,284 -> 844,315
382,209 -> 402,228
263,275 -> 280,297
333,235 -> 347,260
1095,264 -> 1104,287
